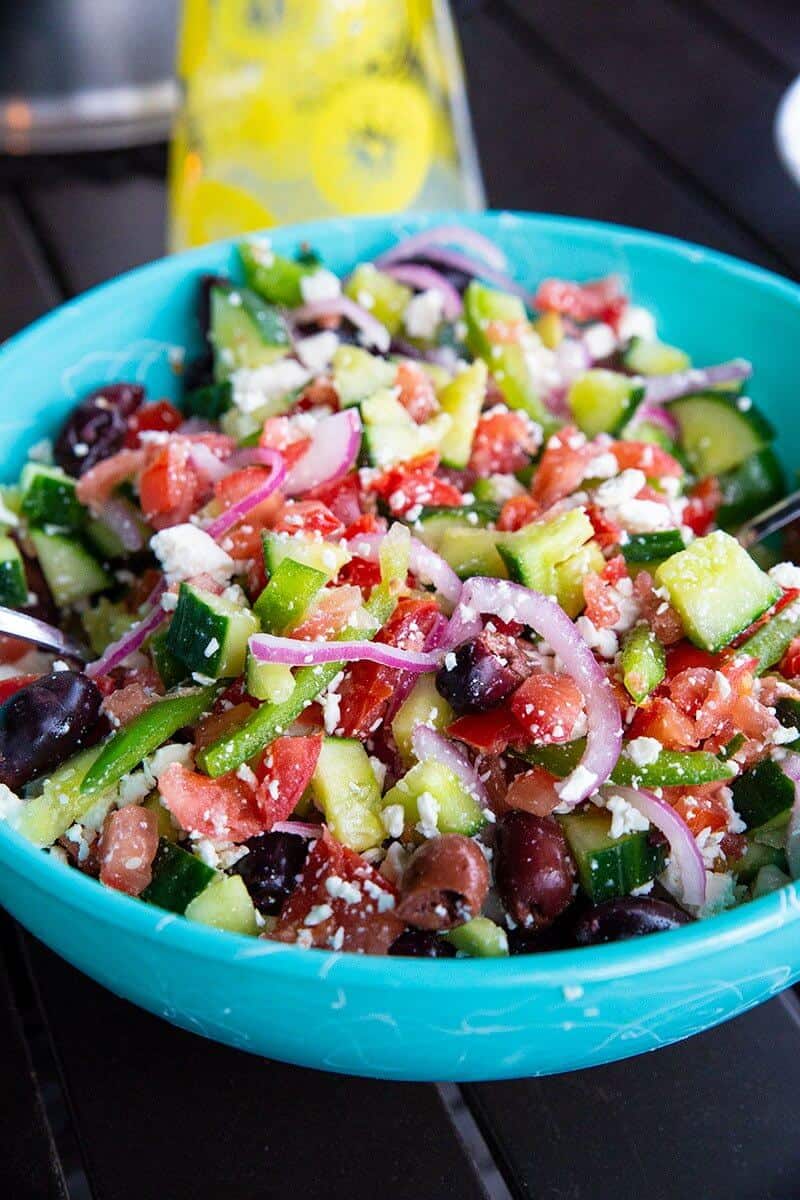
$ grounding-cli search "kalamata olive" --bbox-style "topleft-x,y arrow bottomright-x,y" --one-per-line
573,896 -> 692,946
396,834 -> 490,930
494,811 -> 577,930
435,629 -> 529,715
232,831 -> 309,915
388,930 -> 457,958
53,383 -> 144,477
0,671 -> 104,790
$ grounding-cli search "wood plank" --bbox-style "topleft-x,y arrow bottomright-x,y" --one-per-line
26,938 -> 486,1200
465,992 -> 800,1200
501,0 -> 800,274
696,0 -> 800,74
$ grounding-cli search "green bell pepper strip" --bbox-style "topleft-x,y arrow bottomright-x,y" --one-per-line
197,587 -> 397,778
621,625 -> 666,703
518,740 -> 735,787
80,685 -> 218,795
239,241 -> 314,308
253,557 -> 327,635
736,599 -> 800,674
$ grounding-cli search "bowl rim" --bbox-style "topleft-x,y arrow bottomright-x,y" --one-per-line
2,207 -> 800,993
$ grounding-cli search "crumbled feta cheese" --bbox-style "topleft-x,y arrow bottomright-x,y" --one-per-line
296,330 -> 340,374
770,562 -> 800,590
300,268 -> 341,304
160,591 -> 178,612
614,498 -> 673,534
380,804 -> 405,840
404,289 -> 444,340
118,771 -> 151,808
143,742 -> 194,789
0,783 -> 23,824
230,360 -> 311,414
616,304 -> 657,343
576,614 -> 618,659
522,333 -> 562,393
321,688 -> 342,735
415,790 -> 440,839
595,468 -> 646,508
444,651 -> 457,671
193,838 -> 220,868
204,637 -> 220,660
304,903 -> 333,927
605,794 -> 650,839
325,875 -> 362,904
555,765 -> 598,804
380,841 -> 410,885
627,736 -> 662,767
27,437 -> 53,464
772,724 -> 799,745
150,524 -> 234,584
583,322 -> 617,360
585,451 -> 619,481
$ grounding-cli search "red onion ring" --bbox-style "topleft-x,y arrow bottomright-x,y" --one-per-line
270,820 -> 324,839
607,785 -> 706,908
97,497 -> 144,552
284,409 -> 362,497
633,401 -> 680,440
643,359 -> 752,406
249,632 -> 441,673
85,577 -> 168,679
204,449 -> 286,541
375,224 -> 508,272
381,263 -> 463,319
384,610 -> 450,724
290,296 -> 390,353
447,577 -> 623,806
376,244 -> 532,305
346,531 -> 462,606
411,723 -> 489,807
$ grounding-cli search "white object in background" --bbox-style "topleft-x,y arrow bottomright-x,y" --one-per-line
775,76 -> 800,187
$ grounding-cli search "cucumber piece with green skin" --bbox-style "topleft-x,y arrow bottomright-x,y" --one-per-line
621,625 -> 666,703
776,697 -> 800,737
29,530 -> 110,606
344,263 -> 411,335
445,917 -> 509,957
17,746 -> 112,847
437,360 -> 488,469
361,388 -> 451,468
20,463 -> 85,532
728,836 -> 788,884
261,531 -> 350,580
309,737 -> 385,852
518,740 -> 734,787
149,629 -> 190,691
0,535 -> 28,606
558,808 -> 668,903
463,281 -> 550,426
166,585 -> 259,679
413,503 -> 500,551
239,240 -> 315,307
82,598 -> 135,656
85,498 -> 149,561
331,345 -> 396,407
141,838 -> 217,913
185,873 -> 258,934
566,369 -> 645,438
554,540 -> 606,618
669,391 -> 774,477
655,531 -> 780,653
197,589 -> 396,777
438,526 -> 509,580
621,530 -> 685,565
383,758 -> 486,836
254,557 -> 326,634
731,757 -> 796,829
622,337 -> 690,375
736,597 -> 800,674
183,380 -> 233,421
391,673 -> 454,765
245,655 -> 295,703
80,686 -> 218,796
210,283 -> 290,381
497,508 -> 594,593
620,417 -> 680,454
716,447 -> 784,530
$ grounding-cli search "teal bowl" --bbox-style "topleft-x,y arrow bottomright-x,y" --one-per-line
0,211 -> 799,1082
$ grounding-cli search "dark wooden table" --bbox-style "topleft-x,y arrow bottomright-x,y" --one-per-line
2,3 -> 800,1197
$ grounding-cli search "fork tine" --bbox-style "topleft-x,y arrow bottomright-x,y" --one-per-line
737,487 -> 800,549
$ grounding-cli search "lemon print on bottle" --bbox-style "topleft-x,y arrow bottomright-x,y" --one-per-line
184,178 -> 276,248
311,78 -> 434,215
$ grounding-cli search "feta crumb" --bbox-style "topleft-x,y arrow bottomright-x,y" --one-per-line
415,790 -> 440,839
595,468 -> 646,509
118,771 -> 151,808
555,765 -> 597,804
320,688 -> 342,735
583,322 -> 617,360
444,651 -> 457,671
204,637 -> 220,659
770,562 -> 800,591
626,736 -> 662,767
160,591 -> 178,612
230,360 -> 311,414
150,524 -> 234,584
616,305 -> 657,343
404,289 -> 444,340
304,903 -> 334,927
606,794 -> 650,839
143,742 -> 194,789
0,783 -> 23,825
325,875 -> 362,904
380,804 -> 406,840
772,724 -> 799,745
296,330 -> 339,374
613,498 -> 673,533
586,451 -> 619,481
576,614 -> 618,659
300,268 -> 341,304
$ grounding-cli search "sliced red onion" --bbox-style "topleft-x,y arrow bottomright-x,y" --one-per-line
284,409 -> 362,496
375,224 -> 508,272
290,296 -> 390,353
86,578 -> 167,679
411,723 -> 488,807
632,401 -> 680,440
271,820 -> 324,839
643,359 -> 752,406
178,417 -> 216,436
204,449 -> 286,541
381,263 -> 463,319
249,632 -> 441,673
97,497 -> 144,552
384,609 -> 450,724
346,531 -> 462,606
779,753 -> 800,880
447,577 -> 623,805
607,785 -> 706,909
378,245 -> 532,305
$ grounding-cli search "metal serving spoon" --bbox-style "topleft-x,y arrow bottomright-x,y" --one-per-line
736,489 -> 800,549
0,607 -> 89,662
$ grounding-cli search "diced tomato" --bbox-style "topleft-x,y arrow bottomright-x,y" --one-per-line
158,762 -> 266,842
447,708 -> 527,754
781,636 -> 800,678
497,494 -> 539,532
509,673 -> 584,744
395,362 -> 439,424
271,829 -> 403,954
602,555 -> 628,585
193,703 -> 256,754
368,452 -> 462,517
609,441 -> 683,479
214,465 -> 284,559
0,674 -> 38,705
102,682 -> 159,727
633,571 -> 685,645
308,471 -> 363,527
125,400 -> 183,448
342,512 -> 382,540
628,696 -> 698,750
337,556 -> 383,592
76,448 -> 146,509
501,766 -> 561,817
272,499 -> 344,539
292,378 -> 339,413
530,426 -> 596,510
583,572 -> 621,629
683,477 -> 721,537
672,789 -> 733,837
259,416 -> 312,468
665,643 -> 720,677
254,735 -> 322,828
291,585 -> 363,640
337,598 -> 441,737
533,276 -> 626,326
98,805 -> 159,896
585,503 -> 622,549
139,441 -> 203,529
469,410 -> 535,476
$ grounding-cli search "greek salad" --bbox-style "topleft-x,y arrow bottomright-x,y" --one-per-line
1,223 -> 799,958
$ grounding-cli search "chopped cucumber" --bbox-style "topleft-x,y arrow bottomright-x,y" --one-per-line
728,836 -> 787,884
210,283 -> 290,381
669,391 -> 774,477
445,917 -> 509,957
29,530 -> 110,606
85,498 -> 149,561
309,737 -> 384,852
554,540 -> 605,618
149,629 -> 190,691
736,598 -> 800,675
655,531 -> 780,653
622,337 -> 690,376
344,264 -> 411,335
183,380 -> 233,421
391,673 -> 454,765
167,585 -> 259,679
184,873 -> 258,935
621,625 -> 666,703
559,807 -> 667,902
0,535 -> 28,606
239,239 -> 315,307
464,281 -> 550,425
438,526 -> 508,580
567,369 -> 644,438
731,757 -> 796,830
361,388 -> 451,468
413,503 -> 500,551
82,598 -> 135,656
532,310 -> 563,349
382,759 -> 486,836
262,531 -> 350,580
519,740 -> 734,787
621,530 -> 685,566
20,463 -> 85,532
716,448 -> 784,530
332,345 -> 395,407
776,697 -> 800,737
498,508 -> 594,594
141,838 -> 216,912
245,655 -> 295,703
17,746 -> 112,847
254,556 -> 326,634
437,361 -> 488,469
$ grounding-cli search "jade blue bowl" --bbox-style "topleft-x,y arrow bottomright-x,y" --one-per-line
0,211 -> 799,1082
